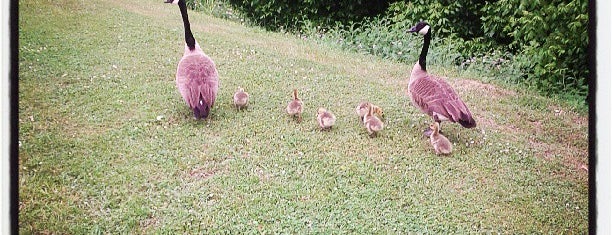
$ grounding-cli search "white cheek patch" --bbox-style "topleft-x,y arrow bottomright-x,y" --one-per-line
172,0 -> 179,4
419,25 -> 430,35
433,112 -> 449,121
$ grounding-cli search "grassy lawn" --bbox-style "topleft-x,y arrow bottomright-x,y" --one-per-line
18,0 -> 588,233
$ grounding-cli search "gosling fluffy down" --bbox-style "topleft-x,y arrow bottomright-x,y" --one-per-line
233,87 -> 249,110
363,105 -> 384,136
286,89 -> 303,122
355,102 -> 384,121
316,107 -> 336,130
429,122 -> 452,155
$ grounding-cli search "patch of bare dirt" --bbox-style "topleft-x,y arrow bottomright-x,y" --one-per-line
139,215 -> 160,233
474,115 -> 520,136
189,167 -> 216,180
450,79 -> 517,97
527,133 -> 588,177
474,95 -> 588,179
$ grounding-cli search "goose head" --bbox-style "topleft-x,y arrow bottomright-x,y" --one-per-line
408,21 -> 430,35
164,0 -> 180,4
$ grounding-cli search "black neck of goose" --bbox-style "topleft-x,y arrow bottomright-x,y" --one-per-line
419,31 -> 431,71
178,0 -> 196,51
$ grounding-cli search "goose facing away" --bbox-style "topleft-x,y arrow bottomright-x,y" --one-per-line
166,0 -> 219,119
407,21 -> 475,135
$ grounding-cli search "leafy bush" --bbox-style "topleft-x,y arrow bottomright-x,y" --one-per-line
190,0 -> 588,107
386,1 -> 486,42
223,0 -> 394,31
332,0 -> 588,105
185,0 -> 244,21
481,0 -> 588,97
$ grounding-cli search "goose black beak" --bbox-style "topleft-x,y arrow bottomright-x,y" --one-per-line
164,0 -> 173,3
408,26 -> 418,33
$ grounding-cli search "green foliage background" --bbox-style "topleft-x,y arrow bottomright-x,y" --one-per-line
223,0 -> 393,31
191,0 -> 589,107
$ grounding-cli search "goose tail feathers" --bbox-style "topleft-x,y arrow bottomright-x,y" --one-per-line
193,93 -> 210,119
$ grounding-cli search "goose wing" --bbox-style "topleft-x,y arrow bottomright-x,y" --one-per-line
409,75 -> 476,127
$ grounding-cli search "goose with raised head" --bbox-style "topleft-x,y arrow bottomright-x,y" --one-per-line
166,0 -> 219,119
407,21 -> 475,135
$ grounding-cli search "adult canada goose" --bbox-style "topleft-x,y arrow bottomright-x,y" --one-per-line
166,0 -> 219,119
286,89 -> 304,122
233,87 -> 249,110
429,122 -> 452,155
407,21 -> 475,135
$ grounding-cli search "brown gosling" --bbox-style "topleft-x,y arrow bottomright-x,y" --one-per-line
372,104 -> 384,120
356,102 -> 384,121
233,87 -> 249,111
286,89 -> 304,122
429,122 -> 452,155
316,107 -> 336,130
355,102 -> 370,120
363,105 -> 384,137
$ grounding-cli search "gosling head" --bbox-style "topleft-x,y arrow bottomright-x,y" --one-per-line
292,89 -> 301,101
373,106 -> 384,119
429,122 -> 440,133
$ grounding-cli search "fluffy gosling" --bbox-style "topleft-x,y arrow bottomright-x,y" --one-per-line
429,122 -> 452,155
372,105 -> 384,120
233,87 -> 249,110
355,102 -> 384,121
286,89 -> 304,122
316,107 -> 336,130
363,105 -> 384,137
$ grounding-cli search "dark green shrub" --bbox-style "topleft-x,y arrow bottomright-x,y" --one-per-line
387,1 -> 487,41
193,0 -> 588,106
344,0 -> 589,103
481,0 -> 588,97
224,0 -> 395,31
185,0 -> 243,21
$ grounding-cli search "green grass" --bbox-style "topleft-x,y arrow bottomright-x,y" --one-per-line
18,0 -> 588,233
